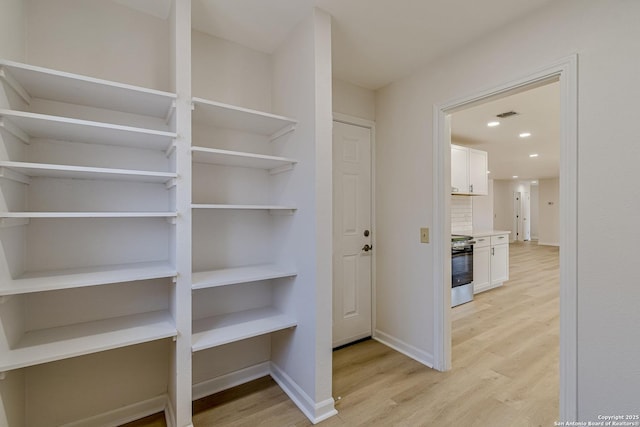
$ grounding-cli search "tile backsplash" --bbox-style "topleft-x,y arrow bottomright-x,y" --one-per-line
451,196 -> 473,234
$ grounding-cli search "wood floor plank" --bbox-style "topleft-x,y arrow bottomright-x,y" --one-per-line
122,241 -> 559,427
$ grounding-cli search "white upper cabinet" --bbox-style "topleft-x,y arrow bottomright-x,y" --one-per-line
451,144 -> 488,195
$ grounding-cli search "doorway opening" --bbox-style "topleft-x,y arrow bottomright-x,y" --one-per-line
432,56 -> 578,420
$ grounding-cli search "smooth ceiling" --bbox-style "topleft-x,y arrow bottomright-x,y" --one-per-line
451,81 -> 560,181
113,0 -> 556,90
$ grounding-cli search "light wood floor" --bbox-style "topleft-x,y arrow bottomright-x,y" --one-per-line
124,241 -> 559,427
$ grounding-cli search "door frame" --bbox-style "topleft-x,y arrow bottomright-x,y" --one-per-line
432,55 -> 578,420
332,112 -> 376,345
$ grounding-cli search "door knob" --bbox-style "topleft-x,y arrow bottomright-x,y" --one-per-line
362,244 -> 373,252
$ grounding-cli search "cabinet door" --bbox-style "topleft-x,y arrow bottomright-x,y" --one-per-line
468,148 -> 488,195
473,245 -> 491,293
490,243 -> 509,286
451,144 -> 469,194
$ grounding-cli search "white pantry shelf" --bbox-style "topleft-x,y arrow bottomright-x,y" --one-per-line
0,212 -> 177,218
191,146 -> 297,173
0,310 -> 176,372
192,264 -> 297,290
192,97 -> 296,138
0,59 -> 176,119
191,204 -> 296,212
0,110 -> 176,150
0,261 -> 176,296
191,307 -> 296,352
0,161 -> 176,184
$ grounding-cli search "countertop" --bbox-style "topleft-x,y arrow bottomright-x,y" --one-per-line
470,230 -> 511,238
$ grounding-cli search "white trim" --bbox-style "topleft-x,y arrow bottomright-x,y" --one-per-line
332,113 -> 377,344
432,55 -> 578,420
60,395 -> 168,427
191,362 -> 270,400
164,398 -> 176,427
373,330 -> 434,368
270,362 -> 338,424
537,241 -> 560,247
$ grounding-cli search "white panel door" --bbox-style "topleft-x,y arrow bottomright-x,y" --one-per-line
332,121 -> 372,348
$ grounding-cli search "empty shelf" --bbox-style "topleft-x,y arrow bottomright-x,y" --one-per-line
192,307 -> 296,352
0,261 -> 176,296
192,97 -> 296,137
192,264 -> 297,290
0,212 -> 177,218
0,59 -> 176,119
191,146 -> 297,173
0,310 -> 176,372
0,161 -> 176,183
0,110 -> 176,150
191,204 -> 296,211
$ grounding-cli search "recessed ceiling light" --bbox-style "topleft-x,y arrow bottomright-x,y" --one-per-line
529,153 -> 539,158
512,175 -> 519,179
486,171 -> 491,174
519,132 -> 531,138
487,121 -> 500,127
532,180 -> 538,184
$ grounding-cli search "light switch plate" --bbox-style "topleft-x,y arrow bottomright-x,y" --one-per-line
420,227 -> 429,243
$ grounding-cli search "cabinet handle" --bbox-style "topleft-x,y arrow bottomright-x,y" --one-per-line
492,248 -> 495,256
470,184 -> 474,193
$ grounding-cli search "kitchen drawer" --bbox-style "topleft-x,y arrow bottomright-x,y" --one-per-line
491,234 -> 509,245
473,236 -> 490,248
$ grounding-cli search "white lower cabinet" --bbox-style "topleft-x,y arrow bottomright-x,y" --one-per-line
473,233 -> 509,293
472,238 -> 491,293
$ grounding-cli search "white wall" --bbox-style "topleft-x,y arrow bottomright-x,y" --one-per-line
192,30 -> 272,112
0,0 -> 25,61
472,179 -> 494,231
332,78 -> 375,121
492,179 -> 512,232
538,178 -> 560,246
25,0 -> 170,91
375,0 -> 640,419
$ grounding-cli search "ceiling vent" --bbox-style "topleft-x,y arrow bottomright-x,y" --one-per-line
496,111 -> 519,118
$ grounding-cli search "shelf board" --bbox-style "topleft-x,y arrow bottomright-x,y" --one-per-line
191,204 -> 296,211
191,146 -> 297,173
0,310 -> 176,372
0,59 -> 176,119
0,261 -> 176,296
0,110 -> 176,150
192,264 -> 297,290
192,97 -> 296,137
192,307 -> 296,352
0,161 -> 176,183
0,212 -> 177,218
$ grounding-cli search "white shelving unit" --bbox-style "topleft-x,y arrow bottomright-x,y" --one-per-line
0,55 -> 179,426
192,264 -> 297,290
192,146 -> 297,174
0,161 -> 177,183
192,307 -> 297,352
0,261 -> 176,296
0,109 -> 176,150
0,212 -> 177,218
192,97 -> 296,139
0,310 -> 176,372
190,94 -> 300,390
191,203 -> 296,211
0,59 -> 176,119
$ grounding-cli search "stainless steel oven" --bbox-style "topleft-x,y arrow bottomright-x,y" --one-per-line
452,235 -> 474,307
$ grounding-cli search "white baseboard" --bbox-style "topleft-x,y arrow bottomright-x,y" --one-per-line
192,361 -> 271,401
538,241 -> 560,247
269,362 -> 337,424
164,398 -> 176,427
61,395 -> 168,427
374,329 -> 434,368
